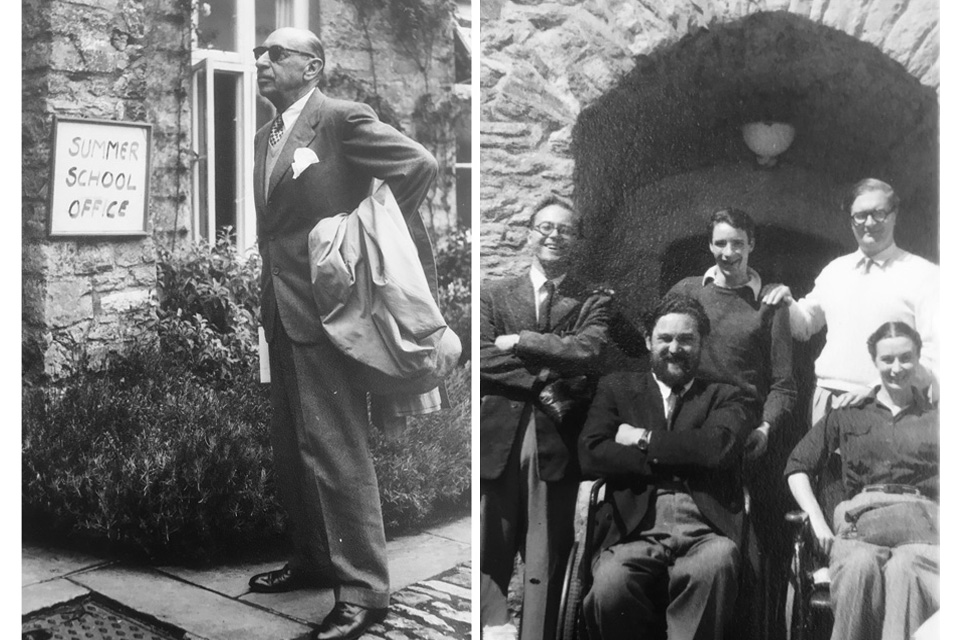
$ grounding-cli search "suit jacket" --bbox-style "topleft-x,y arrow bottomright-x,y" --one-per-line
480,274 -> 612,482
255,89 -> 438,344
579,372 -> 756,556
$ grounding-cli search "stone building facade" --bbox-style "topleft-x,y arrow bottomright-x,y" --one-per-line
479,0 -> 939,319
22,0 -> 461,379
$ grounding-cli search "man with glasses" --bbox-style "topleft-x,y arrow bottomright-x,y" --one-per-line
763,178 -> 939,425
248,27 -> 438,640
480,196 -> 613,640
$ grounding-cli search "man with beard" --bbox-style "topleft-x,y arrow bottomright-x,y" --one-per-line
579,294 -> 756,640
480,195 -> 612,640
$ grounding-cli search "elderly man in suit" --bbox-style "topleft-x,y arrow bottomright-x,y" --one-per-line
480,196 -> 612,640
579,294 -> 756,640
246,27 -> 437,640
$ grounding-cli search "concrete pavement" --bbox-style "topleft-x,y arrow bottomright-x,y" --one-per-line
22,515 -> 471,639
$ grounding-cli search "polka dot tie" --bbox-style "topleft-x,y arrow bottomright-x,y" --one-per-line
268,115 -> 284,147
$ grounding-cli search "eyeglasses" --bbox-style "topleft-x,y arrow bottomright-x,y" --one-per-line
532,222 -> 578,238
253,45 -> 318,62
851,209 -> 894,224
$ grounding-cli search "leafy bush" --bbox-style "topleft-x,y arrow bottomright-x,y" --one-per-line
22,233 -> 471,564
22,348 -> 470,563
435,228 -> 471,363
155,232 -> 261,385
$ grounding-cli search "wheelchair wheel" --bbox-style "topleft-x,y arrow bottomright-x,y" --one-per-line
556,540 -> 589,640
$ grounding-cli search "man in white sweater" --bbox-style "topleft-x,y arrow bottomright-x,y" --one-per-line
763,178 -> 938,425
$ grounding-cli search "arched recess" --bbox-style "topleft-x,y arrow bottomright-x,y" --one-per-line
571,11 -> 938,316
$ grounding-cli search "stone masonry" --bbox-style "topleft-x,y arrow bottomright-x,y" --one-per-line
22,0 -> 191,379
319,0 -> 463,234
480,0 -> 940,281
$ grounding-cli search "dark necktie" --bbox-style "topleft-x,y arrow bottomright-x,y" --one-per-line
268,115 -> 284,147
538,281 -> 555,332
667,385 -> 685,428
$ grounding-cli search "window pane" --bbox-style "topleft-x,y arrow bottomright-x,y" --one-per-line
255,0 -> 276,44
456,167 -> 471,229
197,0 -> 237,51
214,72 -> 239,242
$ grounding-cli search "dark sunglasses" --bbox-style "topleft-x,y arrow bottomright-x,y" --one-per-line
253,45 -> 318,62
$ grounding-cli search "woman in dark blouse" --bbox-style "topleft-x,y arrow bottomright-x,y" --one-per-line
785,321 -> 938,640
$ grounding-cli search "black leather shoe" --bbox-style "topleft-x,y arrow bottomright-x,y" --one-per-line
248,565 -> 332,593
312,602 -> 388,640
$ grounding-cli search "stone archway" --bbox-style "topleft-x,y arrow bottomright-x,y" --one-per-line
480,1 -> 940,283
570,11 -> 937,314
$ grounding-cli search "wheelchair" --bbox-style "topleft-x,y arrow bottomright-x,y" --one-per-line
783,451 -> 845,640
554,478 -> 775,640
555,479 -> 605,640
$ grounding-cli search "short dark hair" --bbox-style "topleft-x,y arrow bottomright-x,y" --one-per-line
842,178 -> 899,216
867,321 -> 922,360
709,208 -> 756,243
645,293 -> 711,338
528,194 -> 577,227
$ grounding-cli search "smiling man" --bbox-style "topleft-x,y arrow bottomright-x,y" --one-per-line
578,293 -> 756,640
248,27 -> 437,640
479,195 -> 612,640
763,178 -> 939,425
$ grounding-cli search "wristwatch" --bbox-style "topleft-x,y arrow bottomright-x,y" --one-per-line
636,428 -> 652,452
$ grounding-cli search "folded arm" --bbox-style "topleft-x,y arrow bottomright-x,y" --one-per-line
580,379 -> 753,478
513,293 -> 612,376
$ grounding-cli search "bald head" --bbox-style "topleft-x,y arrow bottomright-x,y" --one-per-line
256,28 -> 326,111
268,28 -> 325,66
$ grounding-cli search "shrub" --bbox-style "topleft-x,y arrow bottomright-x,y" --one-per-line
435,228 -> 471,363
22,347 -> 279,564
22,345 -> 470,564
22,233 -> 471,564
155,232 -> 261,386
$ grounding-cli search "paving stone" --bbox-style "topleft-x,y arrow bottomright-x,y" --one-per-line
22,545 -> 110,586
421,580 -> 471,600
422,517 -> 471,544
21,578 -> 90,616
155,558 -> 286,598
388,531 -> 470,590
240,586 -> 336,625
71,565 -> 313,640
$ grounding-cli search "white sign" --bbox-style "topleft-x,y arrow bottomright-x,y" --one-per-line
48,117 -> 152,236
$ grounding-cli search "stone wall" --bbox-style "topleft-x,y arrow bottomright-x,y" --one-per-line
480,0 -> 940,282
22,0 -> 191,379
319,0 -> 462,234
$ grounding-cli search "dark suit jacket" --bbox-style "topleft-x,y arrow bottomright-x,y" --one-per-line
480,274 -> 612,482
254,89 -> 438,344
579,372 -> 756,556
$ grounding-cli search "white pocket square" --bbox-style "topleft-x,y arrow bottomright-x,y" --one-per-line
292,147 -> 319,179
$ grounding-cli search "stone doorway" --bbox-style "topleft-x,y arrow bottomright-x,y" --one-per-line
571,11 -> 938,315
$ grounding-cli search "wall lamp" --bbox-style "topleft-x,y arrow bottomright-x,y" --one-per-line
742,121 -> 795,167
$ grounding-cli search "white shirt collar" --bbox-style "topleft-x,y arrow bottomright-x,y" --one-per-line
855,243 -> 902,269
702,265 -> 762,299
529,262 -> 567,292
653,374 -> 694,399
278,88 -> 316,131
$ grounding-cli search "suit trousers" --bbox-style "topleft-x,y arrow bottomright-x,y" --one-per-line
269,317 -> 390,608
480,412 -> 578,640
584,490 -> 740,640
